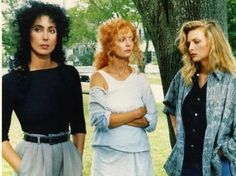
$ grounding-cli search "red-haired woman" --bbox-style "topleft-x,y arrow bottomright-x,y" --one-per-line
89,18 -> 157,176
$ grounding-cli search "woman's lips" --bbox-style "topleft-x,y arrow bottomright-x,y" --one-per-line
40,44 -> 49,49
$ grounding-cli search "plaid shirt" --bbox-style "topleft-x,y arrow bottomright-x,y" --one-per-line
163,70 -> 236,176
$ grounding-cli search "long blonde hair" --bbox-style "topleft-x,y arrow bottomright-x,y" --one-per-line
94,18 -> 143,70
177,20 -> 236,85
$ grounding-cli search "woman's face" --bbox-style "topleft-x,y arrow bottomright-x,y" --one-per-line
111,29 -> 134,59
187,28 -> 211,64
30,15 -> 57,58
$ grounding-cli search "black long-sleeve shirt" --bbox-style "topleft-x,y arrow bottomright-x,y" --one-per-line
2,65 -> 86,141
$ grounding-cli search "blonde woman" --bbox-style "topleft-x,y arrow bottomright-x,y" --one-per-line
89,18 -> 157,176
163,20 -> 236,176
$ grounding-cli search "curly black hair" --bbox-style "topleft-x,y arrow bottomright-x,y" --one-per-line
11,1 -> 70,71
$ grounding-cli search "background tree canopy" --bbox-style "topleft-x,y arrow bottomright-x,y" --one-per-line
66,0 -> 142,65
2,0 -> 235,67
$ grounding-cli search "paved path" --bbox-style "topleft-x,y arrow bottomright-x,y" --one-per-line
150,84 -> 164,103
2,68 -> 8,75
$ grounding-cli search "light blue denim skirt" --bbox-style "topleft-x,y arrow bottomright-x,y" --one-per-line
91,146 -> 154,176
13,132 -> 83,176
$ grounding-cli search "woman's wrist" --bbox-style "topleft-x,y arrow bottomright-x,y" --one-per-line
217,147 -> 225,159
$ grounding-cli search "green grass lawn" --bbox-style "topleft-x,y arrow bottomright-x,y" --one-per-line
2,75 -> 171,176
146,74 -> 162,85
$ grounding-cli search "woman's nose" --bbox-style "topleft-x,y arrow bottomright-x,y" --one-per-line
188,42 -> 194,51
43,31 -> 49,40
125,39 -> 132,46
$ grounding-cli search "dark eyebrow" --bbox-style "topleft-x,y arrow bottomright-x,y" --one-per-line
32,24 -> 43,28
32,24 -> 56,29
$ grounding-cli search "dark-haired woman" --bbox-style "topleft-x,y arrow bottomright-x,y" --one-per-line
2,2 -> 86,176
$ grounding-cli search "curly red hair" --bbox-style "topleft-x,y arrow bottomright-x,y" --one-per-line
94,18 -> 143,70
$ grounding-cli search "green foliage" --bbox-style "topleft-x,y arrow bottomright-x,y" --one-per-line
2,0 -> 20,66
66,0 -> 141,65
78,51 -> 94,66
67,7 -> 97,48
2,0 -> 236,66
73,49 -> 94,66
228,0 -> 236,55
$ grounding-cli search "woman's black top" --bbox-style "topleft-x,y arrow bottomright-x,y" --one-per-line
182,75 -> 207,164
2,65 -> 86,141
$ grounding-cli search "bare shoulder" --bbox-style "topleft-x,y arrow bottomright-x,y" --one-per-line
90,71 -> 107,89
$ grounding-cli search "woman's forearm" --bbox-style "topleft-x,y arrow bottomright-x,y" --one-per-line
109,107 -> 147,128
2,141 -> 21,172
126,117 -> 149,128
72,133 -> 86,155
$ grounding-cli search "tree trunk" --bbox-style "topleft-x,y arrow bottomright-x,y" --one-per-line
132,0 -> 227,148
139,26 -> 150,72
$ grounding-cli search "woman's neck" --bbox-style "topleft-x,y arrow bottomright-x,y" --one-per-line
198,59 -> 210,74
105,57 -> 132,76
108,56 -> 130,75
29,55 -> 57,71
197,61 -> 209,88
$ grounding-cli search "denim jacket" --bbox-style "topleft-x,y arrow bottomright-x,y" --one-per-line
163,70 -> 236,176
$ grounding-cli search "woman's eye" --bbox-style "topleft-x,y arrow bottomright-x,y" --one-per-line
129,37 -> 134,42
49,29 -> 56,34
34,27 -> 41,32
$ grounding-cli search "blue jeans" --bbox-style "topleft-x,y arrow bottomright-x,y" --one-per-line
221,159 -> 232,176
181,159 -> 232,176
181,162 -> 202,176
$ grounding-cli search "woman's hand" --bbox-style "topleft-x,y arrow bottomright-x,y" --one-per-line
72,133 -> 86,157
136,106 -> 147,118
2,141 -> 21,172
